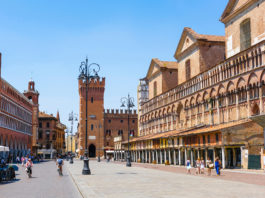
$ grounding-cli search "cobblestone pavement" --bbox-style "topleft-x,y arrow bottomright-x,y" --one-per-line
66,159 -> 265,198
0,160 -> 82,198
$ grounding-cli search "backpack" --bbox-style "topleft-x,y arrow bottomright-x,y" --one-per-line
57,159 -> 63,165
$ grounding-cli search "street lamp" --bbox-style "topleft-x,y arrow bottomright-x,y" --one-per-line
121,94 -> 135,167
68,111 -> 78,164
78,57 -> 100,175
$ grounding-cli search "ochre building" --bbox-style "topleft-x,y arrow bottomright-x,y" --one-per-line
38,111 -> 66,158
125,0 -> 265,170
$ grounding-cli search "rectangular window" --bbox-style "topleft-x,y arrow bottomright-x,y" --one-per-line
46,122 -> 50,128
216,133 -> 219,142
208,135 -> 210,144
39,123 -> 42,128
203,135 -> 206,145
240,19 -> 251,51
154,81 -> 157,97
91,124 -> 94,131
185,59 -> 191,81
38,131 -> 42,139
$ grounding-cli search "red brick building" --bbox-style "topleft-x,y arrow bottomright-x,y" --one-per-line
0,53 -> 39,161
77,76 -> 138,158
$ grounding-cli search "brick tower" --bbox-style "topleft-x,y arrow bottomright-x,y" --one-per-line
78,77 -> 105,157
24,80 -> 39,154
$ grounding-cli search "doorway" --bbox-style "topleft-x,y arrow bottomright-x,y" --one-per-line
89,144 -> 96,157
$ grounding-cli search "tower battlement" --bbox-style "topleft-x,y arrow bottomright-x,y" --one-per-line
78,77 -> 105,88
104,109 -> 137,116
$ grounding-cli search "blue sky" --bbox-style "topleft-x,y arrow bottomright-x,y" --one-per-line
0,0 -> 228,132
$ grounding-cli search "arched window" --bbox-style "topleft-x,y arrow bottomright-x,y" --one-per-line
185,59 -> 191,81
153,81 -> 157,97
240,18 -> 251,51
91,97 -> 94,103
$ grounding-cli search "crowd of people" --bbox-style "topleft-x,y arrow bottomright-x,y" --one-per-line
186,157 -> 222,176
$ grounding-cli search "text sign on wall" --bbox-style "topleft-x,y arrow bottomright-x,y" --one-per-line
89,136 -> 96,140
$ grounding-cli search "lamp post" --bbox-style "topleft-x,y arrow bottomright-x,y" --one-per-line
68,111 -> 78,164
121,94 -> 135,167
78,57 -> 100,175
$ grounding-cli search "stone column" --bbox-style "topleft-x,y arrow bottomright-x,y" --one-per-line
152,151 -> 154,163
205,149 -> 208,167
216,96 -> 220,124
222,147 -> 225,169
160,150 -> 163,164
247,86 -> 251,117
191,149 -> 194,167
173,149 -> 176,165
233,148 -> 236,167
178,149 -> 181,165
156,150 -> 158,163
202,102 -> 205,124
235,90 -> 239,120
164,149 -> 167,163
259,84 -> 264,114
184,148 -> 187,166
226,94 -> 229,121
169,150 -> 172,164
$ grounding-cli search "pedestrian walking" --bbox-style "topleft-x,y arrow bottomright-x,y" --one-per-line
16,156 -> 20,164
21,156 -> 25,167
215,157 -> 220,176
195,158 -> 201,175
206,157 -> 213,176
201,160 -> 205,174
186,159 -> 191,174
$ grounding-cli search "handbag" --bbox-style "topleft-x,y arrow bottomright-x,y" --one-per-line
209,163 -> 214,168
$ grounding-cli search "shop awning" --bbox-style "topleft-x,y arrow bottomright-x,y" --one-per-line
0,146 -> 9,152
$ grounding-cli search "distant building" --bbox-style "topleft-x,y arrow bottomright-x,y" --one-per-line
65,134 -> 77,154
38,111 -> 66,158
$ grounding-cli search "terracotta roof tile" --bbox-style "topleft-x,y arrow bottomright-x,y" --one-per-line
184,27 -> 225,42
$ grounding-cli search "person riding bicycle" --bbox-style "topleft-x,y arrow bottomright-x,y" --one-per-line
56,155 -> 64,175
25,158 -> 33,176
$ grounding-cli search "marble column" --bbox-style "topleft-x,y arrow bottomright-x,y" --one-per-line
178,149 -> 181,165
173,149 -> 176,165
222,147 -> 225,169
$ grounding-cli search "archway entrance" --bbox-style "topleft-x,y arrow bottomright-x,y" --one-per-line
89,144 -> 96,157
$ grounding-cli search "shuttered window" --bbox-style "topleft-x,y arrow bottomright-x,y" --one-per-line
240,19 -> 251,51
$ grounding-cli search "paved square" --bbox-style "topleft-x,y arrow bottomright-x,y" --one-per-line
66,160 -> 265,198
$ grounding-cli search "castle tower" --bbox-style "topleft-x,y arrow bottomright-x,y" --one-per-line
24,80 -> 39,154
78,77 -> 105,157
